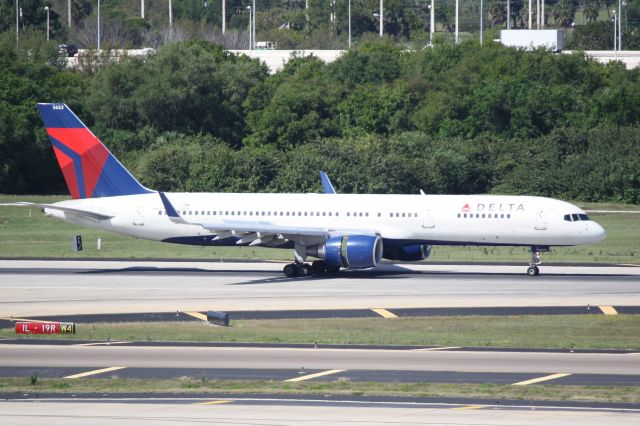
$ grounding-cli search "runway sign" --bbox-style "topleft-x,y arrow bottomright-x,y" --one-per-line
15,322 -> 75,334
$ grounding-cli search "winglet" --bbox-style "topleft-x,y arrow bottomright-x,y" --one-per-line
159,192 -> 188,224
320,171 -> 336,194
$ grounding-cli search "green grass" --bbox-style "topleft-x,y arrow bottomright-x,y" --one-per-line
0,377 -> 638,403
3,315 -> 639,350
0,195 -> 638,263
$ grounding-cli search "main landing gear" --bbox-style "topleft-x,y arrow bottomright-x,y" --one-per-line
283,260 -> 340,277
527,246 -> 545,276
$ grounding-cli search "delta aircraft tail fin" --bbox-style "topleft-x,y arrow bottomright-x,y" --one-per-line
36,103 -> 152,199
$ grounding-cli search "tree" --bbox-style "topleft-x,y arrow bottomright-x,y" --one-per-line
581,0 -> 601,23
552,0 -> 576,27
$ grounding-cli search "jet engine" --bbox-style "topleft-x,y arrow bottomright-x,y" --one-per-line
310,235 -> 383,269
383,244 -> 432,261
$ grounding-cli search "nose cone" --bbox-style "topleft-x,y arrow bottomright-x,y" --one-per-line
589,221 -> 606,243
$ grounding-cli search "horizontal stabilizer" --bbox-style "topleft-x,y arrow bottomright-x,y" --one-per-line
2,202 -> 114,221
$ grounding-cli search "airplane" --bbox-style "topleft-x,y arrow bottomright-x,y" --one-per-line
6,103 -> 606,277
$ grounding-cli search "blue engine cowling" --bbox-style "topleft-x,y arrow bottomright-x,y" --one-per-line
383,244 -> 432,261
317,235 -> 383,269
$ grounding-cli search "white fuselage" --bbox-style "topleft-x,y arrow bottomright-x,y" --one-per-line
44,193 -> 605,248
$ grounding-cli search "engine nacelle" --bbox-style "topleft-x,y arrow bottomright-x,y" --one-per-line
312,235 -> 383,269
383,244 -> 432,261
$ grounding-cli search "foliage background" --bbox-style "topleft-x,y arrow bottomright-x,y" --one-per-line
1,33 -> 639,203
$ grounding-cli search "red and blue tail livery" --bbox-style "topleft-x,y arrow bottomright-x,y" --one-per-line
37,103 -> 151,199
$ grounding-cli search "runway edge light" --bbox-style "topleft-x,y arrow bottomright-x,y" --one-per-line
15,322 -> 75,335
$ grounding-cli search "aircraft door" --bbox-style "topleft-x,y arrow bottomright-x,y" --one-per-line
422,210 -> 435,228
534,208 -> 547,230
133,207 -> 144,226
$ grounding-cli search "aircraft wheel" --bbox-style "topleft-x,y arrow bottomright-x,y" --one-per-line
325,264 -> 340,274
283,263 -> 298,277
527,265 -> 540,276
311,260 -> 327,275
299,263 -> 312,276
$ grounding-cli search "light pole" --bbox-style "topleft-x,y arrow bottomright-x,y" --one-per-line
169,0 -> 173,34
613,10 -> 617,52
619,0 -> 622,50
67,0 -> 71,28
429,0 -> 434,46
97,0 -> 101,50
15,0 -> 18,47
222,0 -> 226,33
455,0 -> 459,43
348,0 -> 351,48
252,0 -> 256,49
247,5 -> 252,50
379,0 -> 383,37
507,0 -> 510,29
45,6 -> 50,41
141,0 -> 144,19
480,0 -> 483,45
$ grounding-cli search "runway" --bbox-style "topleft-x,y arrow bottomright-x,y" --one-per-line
2,399 -> 639,426
1,260 -> 639,421
1,260 -> 639,316
1,344 -> 638,375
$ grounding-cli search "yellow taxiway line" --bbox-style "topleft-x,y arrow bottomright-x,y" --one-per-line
64,366 -> 126,379
512,373 -> 571,386
599,306 -> 618,315
195,400 -> 233,405
371,308 -> 398,319
285,369 -> 346,382
184,311 -> 208,321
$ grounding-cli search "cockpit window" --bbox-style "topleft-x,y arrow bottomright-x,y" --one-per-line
564,213 -> 591,222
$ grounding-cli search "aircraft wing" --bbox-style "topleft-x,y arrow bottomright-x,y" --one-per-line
0,202 -> 114,221
158,192 -> 375,246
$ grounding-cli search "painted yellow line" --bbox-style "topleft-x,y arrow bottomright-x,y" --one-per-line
599,306 -> 618,315
285,369 -> 346,382
75,341 -> 131,347
512,373 -> 571,386
413,346 -> 462,352
195,400 -> 233,406
184,311 -> 208,321
371,308 -> 398,319
452,405 -> 489,410
64,366 -> 126,379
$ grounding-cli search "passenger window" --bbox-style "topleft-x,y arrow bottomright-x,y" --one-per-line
507,214 -> 510,218
463,213 -> 467,218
